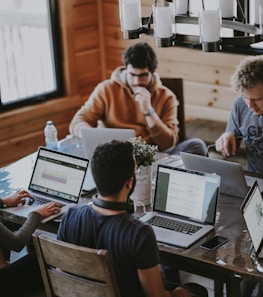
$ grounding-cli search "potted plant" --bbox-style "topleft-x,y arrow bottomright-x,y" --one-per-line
128,136 -> 158,168
128,136 -> 158,207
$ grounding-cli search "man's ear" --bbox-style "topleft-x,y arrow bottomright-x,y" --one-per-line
126,175 -> 134,190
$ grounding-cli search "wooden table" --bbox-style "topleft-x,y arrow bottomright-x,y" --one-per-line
158,192 -> 263,297
1,136 -> 263,297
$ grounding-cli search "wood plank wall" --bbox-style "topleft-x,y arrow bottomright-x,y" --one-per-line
0,0 -> 252,167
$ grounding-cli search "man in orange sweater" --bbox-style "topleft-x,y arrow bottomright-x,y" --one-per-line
69,42 -> 207,155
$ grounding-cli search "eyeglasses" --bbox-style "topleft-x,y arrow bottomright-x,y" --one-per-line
127,71 -> 151,81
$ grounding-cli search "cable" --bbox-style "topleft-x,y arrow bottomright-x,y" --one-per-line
130,197 -> 146,214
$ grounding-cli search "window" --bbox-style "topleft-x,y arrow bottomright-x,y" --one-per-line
0,0 -> 63,111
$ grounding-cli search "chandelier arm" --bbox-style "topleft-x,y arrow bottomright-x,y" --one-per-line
147,0 -> 158,28
236,0 -> 246,23
202,0 -> 205,11
187,0 -> 190,15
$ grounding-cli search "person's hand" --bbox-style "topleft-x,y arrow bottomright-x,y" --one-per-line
2,190 -> 34,207
34,202 -> 61,218
215,132 -> 236,157
133,86 -> 152,114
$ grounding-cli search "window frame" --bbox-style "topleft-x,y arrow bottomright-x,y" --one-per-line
0,0 -> 64,112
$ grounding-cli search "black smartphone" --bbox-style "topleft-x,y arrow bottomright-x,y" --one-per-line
200,235 -> 228,250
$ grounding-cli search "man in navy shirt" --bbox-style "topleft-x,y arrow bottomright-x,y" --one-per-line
58,140 -> 208,297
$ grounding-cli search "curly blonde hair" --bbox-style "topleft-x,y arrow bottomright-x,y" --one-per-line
231,55 -> 263,92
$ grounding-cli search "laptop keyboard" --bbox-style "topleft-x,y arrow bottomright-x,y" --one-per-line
32,197 -> 65,208
147,215 -> 202,235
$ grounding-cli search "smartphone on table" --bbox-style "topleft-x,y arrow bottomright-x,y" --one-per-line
200,235 -> 228,250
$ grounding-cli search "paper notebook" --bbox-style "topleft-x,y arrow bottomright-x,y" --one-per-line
2,147 -> 89,223
140,165 -> 221,248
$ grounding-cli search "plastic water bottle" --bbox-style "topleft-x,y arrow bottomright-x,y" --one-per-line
44,120 -> 58,150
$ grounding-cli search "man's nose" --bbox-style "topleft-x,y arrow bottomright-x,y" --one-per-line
133,76 -> 141,84
247,99 -> 256,108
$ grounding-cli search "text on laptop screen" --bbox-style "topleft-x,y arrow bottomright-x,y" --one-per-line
154,166 -> 220,224
243,183 -> 263,251
29,149 -> 88,202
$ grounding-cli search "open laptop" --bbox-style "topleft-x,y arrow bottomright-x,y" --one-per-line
2,147 -> 89,223
241,180 -> 263,258
81,127 -> 136,192
180,152 -> 249,198
140,165 -> 221,248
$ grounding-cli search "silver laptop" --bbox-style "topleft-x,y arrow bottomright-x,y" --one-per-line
2,147 -> 89,223
81,127 -> 136,192
140,165 -> 221,248
241,180 -> 263,258
180,152 -> 249,198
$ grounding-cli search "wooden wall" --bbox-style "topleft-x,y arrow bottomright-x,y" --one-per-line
0,0 -> 251,167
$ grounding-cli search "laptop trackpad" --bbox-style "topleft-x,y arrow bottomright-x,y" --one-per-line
154,228 -> 174,240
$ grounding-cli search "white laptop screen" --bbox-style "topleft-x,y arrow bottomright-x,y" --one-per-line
154,166 -> 220,225
241,181 -> 263,253
29,148 -> 89,203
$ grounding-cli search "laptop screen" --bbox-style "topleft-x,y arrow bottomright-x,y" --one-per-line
180,151 -> 249,198
153,165 -> 221,224
29,147 -> 89,203
241,181 -> 263,254
81,127 -> 136,159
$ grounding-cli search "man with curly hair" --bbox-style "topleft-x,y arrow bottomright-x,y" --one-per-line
215,55 -> 263,174
215,56 -> 263,297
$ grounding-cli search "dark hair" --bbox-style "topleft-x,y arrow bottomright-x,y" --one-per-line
91,140 -> 135,196
231,56 -> 263,92
122,42 -> 158,72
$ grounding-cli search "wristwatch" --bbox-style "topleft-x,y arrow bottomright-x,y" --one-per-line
144,108 -> 155,117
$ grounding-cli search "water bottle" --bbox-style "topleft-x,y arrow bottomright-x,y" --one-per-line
44,120 -> 58,150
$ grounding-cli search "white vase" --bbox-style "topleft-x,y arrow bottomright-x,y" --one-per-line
130,165 -> 152,209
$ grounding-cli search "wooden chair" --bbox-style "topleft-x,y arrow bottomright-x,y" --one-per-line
32,231 -> 121,297
161,78 -> 186,143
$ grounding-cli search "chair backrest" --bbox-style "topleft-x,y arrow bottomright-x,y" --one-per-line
33,231 -> 121,297
161,78 -> 186,143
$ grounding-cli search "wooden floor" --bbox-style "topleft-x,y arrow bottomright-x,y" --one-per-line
185,119 -> 226,145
